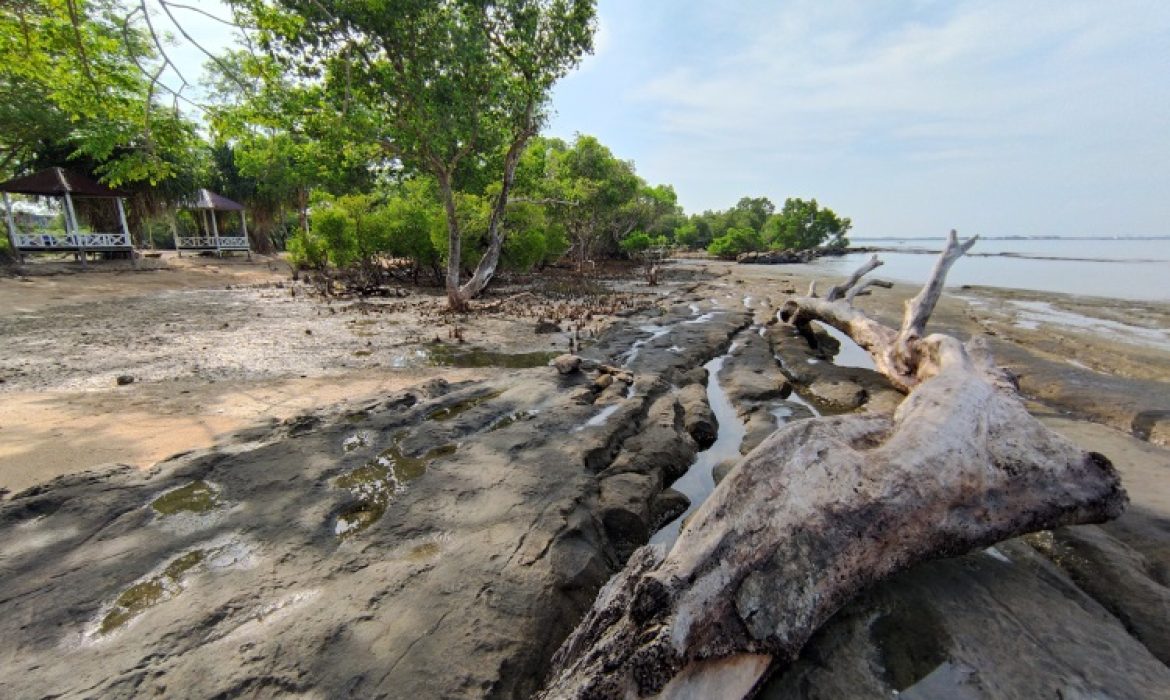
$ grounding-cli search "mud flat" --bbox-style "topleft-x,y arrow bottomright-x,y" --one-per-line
1,255 -> 1169,697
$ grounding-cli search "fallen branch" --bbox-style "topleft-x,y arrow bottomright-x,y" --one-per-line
538,231 -> 1126,698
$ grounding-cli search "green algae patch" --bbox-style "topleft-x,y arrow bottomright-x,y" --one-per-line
151,481 -> 220,516
408,542 -> 441,561
99,549 -> 207,634
426,390 -> 504,422
426,345 -> 558,369
333,436 -> 456,538
488,410 -> 537,432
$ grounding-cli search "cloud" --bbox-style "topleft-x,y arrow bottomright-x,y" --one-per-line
600,0 -> 1170,233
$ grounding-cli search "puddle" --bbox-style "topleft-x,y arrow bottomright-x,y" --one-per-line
391,349 -> 429,368
575,403 -> 623,432
342,431 -> 373,453
650,351 -> 747,547
427,390 -> 503,421
815,322 -> 877,371
151,481 -> 221,515
334,436 -> 456,538
622,324 -> 671,367
99,549 -> 207,634
1009,300 -> 1170,350
426,345 -> 559,368
770,404 -> 794,426
983,546 -> 1012,563
353,349 -> 372,357
488,409 -> 538,432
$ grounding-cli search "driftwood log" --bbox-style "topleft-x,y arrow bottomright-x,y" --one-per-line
538,231 -> 1127,699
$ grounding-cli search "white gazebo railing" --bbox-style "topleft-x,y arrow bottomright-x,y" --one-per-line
1,168 -> 134,266
174,189 -> 252,258
14,230 -> 132,250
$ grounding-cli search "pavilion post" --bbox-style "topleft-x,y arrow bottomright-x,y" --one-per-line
2,192 -> 22,264
63,190 -> 84,268
241,210 -> 252,260
115,197 -> 136,268
171,208 -> 181,257
209,208 -> 222,257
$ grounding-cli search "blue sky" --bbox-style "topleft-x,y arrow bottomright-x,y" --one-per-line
545,0 -> 1170,237
171,1 -> 1169,238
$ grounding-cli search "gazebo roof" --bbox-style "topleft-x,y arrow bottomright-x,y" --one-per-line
0,167 -> 129,198
185,189 -> 245,212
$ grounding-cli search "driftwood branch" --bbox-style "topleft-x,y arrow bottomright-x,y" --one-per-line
825,253 -> 881,301
538,231 -> 1126,698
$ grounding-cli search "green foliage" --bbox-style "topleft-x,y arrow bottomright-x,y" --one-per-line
762,198 -> 852,250
0,1 -> 205,189
289,194 -> 380,268
707,227 -> 763,259
376,180 -> 443,277
619,231 -> 653,255
240,0 -> 598,302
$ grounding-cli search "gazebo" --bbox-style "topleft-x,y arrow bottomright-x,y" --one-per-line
1,167 -> 133,264
174,189 -> 251,258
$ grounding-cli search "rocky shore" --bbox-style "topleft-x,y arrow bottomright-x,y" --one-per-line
1,255 -> 1168,697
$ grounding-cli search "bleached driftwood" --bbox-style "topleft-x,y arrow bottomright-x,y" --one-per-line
537,231 -> 1126,699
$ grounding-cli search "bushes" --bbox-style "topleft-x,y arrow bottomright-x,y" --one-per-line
707,227 -> 763,259
286,179 -> 571,283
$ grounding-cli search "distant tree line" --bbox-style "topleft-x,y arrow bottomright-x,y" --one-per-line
1,1 -> 852,294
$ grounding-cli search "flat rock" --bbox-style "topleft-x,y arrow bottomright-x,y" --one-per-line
760,539 -> 1170,699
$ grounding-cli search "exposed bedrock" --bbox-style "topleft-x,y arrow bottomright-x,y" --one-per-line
759,537 -> 1170,699
0,304 -> 748,699
769,322 -> 903,417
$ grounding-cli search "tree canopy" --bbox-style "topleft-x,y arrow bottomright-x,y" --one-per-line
238,0 -> 597,308
0,0 -> 205,190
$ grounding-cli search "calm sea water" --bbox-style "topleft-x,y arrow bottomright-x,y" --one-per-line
813,238 -> 1170,301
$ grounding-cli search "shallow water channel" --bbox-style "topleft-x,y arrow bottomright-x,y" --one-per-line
650,352 -> 746,548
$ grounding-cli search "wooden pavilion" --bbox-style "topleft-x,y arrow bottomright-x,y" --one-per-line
0,167 -> 133,265
175,189 -> 251,258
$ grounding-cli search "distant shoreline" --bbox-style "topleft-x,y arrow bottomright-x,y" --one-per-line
847,246 -> 1168,264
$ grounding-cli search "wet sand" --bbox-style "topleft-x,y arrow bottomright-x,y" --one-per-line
0,254 -> 661,494
2,254 -> 1168,497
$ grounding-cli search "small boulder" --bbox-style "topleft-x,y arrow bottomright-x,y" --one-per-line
552,354 -> 582,375
115,375 -> 135,386
535,320 -> 561,334
678,383 -> 717,449
595,373 -> 614,390
712,458 -> 737,486
650,489 -> 691,529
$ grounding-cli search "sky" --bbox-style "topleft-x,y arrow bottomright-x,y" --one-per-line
167,0 -> 1169,238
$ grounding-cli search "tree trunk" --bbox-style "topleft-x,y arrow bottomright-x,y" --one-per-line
457,125 -> 532,302
297,186 -> 310,236
436,169 -> 465,311
537,231 -> 1127,699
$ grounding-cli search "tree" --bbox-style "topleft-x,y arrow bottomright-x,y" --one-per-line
240,0 -> 596,309
707,226 -> 763,259
539,134 -> 639,270
726,195 -> 774,233
763,197 -> 851,251
0,0 -> 205,187
203,49 -> 384,249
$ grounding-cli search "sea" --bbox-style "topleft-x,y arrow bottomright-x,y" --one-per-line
812,237 -> 1170,302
